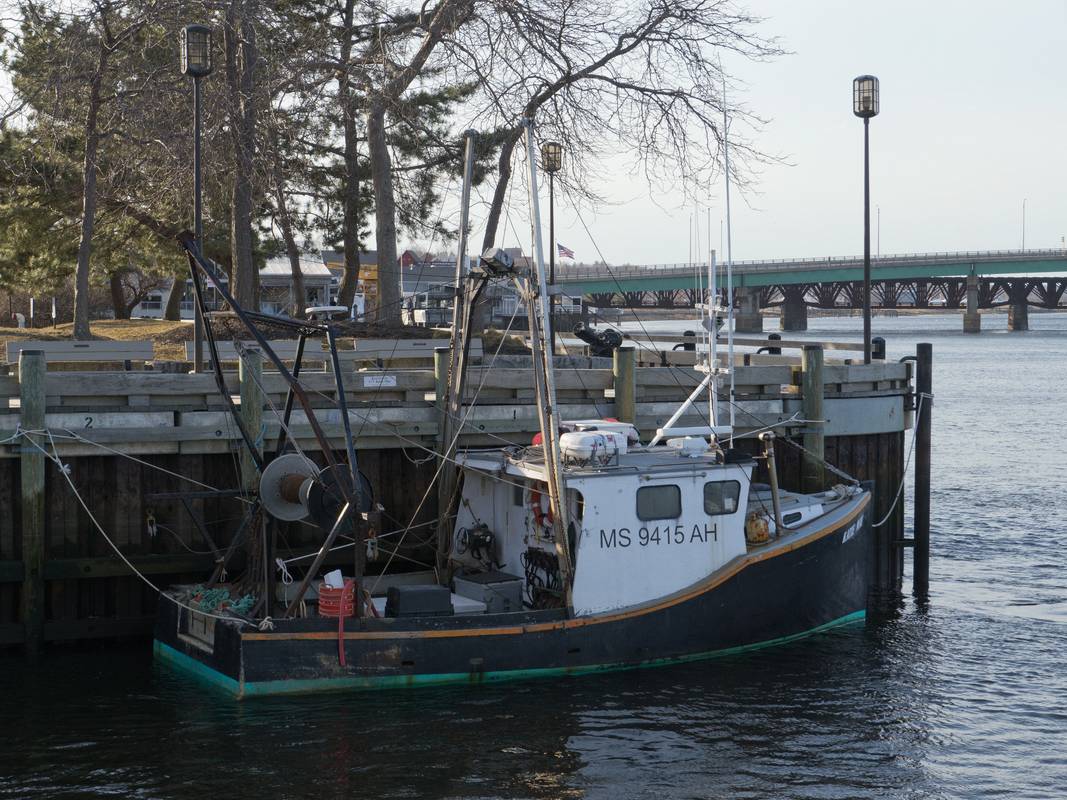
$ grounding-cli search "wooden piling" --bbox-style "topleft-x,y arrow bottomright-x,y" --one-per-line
238,347 -> 264,493
913,343 -> 932,599
800,345 -> 825,493
0,354 -> 915,647
433,346 -> 451,576
18,350 -> 46,653
433,347 -> 449,413
613,346 -> 636,424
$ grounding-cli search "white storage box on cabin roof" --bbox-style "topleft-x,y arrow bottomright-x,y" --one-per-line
559,430 -> 626,464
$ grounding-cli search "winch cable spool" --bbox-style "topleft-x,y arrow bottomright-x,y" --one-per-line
259,453 -> 320,521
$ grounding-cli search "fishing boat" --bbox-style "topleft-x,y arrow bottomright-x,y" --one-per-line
154,119 -> 872,698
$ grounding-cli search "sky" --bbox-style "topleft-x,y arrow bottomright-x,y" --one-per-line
455,0 -> 1067,266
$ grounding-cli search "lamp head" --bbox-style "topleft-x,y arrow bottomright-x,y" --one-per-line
853,75 -> 879,118
181,24 -> 213,78
541,140 -> 563,174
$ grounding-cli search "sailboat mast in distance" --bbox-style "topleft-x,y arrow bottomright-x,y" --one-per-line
722,75 -> 736,439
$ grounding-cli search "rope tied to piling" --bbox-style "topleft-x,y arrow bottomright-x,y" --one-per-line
871,391 -> 931,529
11,427 -> 267,626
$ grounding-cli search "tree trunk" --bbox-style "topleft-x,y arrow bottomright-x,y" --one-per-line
163,274 -> 184,321
361,0 -> 475,325
73,58 -> 105,340
271,156 -> 305,317
336,0 -> 360,310
367,101 -> 399,325
225,0 -> 259,310
108,272 -> 131,319
481,131 -> 520,252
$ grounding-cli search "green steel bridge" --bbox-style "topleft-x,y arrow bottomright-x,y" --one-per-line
554,249 -> 1067,331
555,248 -> 1067,294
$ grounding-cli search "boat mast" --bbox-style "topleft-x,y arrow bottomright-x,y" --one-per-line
435,130 -> 478,580
521,117 -> 575,607
709,245 -> 718,428
722,77 -> 737,440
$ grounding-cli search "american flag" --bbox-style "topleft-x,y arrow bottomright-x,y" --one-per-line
557,243 -> 575,259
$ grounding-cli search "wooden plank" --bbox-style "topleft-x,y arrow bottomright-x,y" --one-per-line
43,371 -> 225,397
822,362 -> 908,383
800,346 -> 825,493
43,552 -> 216,580
717,336 -> 867,352
0,560 -> 24,582
0,459 -> 14,559
7,340 -> 154,362
0,375 -> 19,404
345,338 -> 482,361
46,457 -> 79,625
238,348 -> 264,492
351,370 -> 438,391
184,339 -> 315,362
44,615 -> 156,642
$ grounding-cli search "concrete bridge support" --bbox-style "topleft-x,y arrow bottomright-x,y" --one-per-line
780,286 -> 808,331
963,274 -> 981,333
735,287 -> 763,333
1008,280 -> 1029,331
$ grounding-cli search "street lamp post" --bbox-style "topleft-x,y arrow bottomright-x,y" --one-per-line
541,140 -> 562,350
853,75 -> 879,364
181,24 -> 213,373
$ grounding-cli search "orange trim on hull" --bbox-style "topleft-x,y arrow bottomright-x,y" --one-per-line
244,494 -> 870,643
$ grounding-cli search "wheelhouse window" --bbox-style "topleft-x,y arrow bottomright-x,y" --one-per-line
704,480 -> 741,515
637,485 -> 681,521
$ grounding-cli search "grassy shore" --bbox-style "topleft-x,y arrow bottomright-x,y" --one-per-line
1,319 -> 194,360
0,317 -> 529,363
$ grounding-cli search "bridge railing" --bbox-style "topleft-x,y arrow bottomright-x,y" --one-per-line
556,248 -> 1067,282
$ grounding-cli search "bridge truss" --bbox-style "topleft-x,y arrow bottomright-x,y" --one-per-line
588,277 -> 1067,310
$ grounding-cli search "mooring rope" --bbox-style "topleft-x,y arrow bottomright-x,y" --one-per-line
15,428 -> 259,625
871,391 -> 931,529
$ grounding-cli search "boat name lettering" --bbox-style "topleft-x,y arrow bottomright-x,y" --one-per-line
598,523 -> 717,549
841,514 -> 864,544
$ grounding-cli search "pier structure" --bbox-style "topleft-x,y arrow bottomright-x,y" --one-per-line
561,249 -> 1067,332
0,344 -> 920,650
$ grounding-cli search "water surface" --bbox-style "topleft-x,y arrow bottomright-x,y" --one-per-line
2,311 -> 1065,799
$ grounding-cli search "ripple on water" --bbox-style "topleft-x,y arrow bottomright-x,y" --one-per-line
2,314 -> 1067,798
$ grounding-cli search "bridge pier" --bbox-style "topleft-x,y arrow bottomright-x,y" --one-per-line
1008,280 -> 1029,331
882,281 -> 897,308
735,287 -> 763,333
963,274 -> 981,333
780,286 -> 808,331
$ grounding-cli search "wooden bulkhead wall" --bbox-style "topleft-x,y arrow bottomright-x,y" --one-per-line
0,349 -> 911,647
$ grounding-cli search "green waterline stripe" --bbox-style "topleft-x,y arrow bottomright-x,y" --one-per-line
154,609 -> 866,699
154,641 -> 243,695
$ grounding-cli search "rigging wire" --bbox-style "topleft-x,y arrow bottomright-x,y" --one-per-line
369,299 -> 523,594
571,205 -> 714,430
29,428 -> 256,503
20,429 -> 257,624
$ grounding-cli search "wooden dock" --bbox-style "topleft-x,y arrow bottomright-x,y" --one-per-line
0,346 -> 913,647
